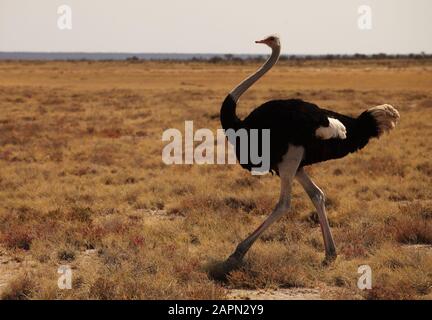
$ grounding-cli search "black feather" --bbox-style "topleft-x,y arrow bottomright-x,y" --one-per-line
220,95 -> 382,174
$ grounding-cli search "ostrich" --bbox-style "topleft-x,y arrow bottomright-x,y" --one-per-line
220,35 -> 400,267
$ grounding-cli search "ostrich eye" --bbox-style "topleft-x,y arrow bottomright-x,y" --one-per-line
268,37 -> 275,41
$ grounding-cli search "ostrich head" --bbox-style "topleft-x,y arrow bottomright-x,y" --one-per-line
255,35 -> 280,49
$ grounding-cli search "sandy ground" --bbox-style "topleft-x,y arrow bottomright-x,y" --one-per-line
228,288 -> 324,300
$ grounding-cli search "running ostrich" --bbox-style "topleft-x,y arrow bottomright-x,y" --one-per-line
220,35 -> 400,266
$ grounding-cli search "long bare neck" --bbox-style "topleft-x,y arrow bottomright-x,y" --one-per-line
230,45 -> 281,103
220,45 -> 281,131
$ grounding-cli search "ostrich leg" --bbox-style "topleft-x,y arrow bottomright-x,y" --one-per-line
296,168 -> 337,261
226,146 -> 304,265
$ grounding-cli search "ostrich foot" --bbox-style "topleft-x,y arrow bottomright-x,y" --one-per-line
207,254 -> 244,282
322,252 -> 337,266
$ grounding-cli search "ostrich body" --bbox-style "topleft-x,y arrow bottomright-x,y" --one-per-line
220,35 -> 400,266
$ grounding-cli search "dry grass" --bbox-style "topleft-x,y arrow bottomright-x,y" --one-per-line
0,59 -> 431,299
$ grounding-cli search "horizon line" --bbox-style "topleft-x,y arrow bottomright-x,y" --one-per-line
0,51 -> 431,56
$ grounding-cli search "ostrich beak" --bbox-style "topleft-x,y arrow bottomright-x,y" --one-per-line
255,39 -> 267,44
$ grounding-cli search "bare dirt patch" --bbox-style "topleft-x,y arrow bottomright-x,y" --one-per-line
402,244 -> 432,253
227,288 -> 322,300
227,285 -> 350,300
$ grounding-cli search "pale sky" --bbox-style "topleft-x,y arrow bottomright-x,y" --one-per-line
1,0 -> 431,54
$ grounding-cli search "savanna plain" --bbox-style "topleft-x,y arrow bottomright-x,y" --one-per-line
0,58 -> 431,300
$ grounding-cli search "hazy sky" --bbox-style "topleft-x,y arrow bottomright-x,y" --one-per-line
1,0 -> 431,54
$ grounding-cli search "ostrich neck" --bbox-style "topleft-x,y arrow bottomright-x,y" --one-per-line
220,45 -> 281,131
230,45 -> 281,103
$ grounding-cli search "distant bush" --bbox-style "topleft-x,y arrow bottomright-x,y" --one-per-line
208,56 -> 224,63
126,56 -> 139,61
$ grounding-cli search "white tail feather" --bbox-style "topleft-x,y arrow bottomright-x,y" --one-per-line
368,104 -> 400,137
316,118 -> 347,140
